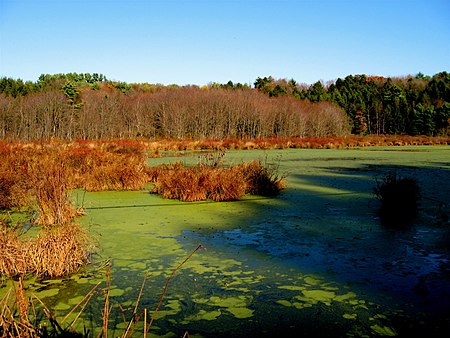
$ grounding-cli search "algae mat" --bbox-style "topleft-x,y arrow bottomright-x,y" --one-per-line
3,146 -> 450,337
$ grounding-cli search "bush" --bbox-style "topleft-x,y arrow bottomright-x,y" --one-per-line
374,172 -> 420,228
239,160 -> 286,197
149,157 -> 285,202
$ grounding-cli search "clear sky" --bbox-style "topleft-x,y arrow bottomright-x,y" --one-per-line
0,0 -> 449,86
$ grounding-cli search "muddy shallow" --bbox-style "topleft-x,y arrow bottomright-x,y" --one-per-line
3,146 -> 450,337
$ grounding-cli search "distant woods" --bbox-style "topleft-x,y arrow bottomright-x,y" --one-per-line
0,71 -> 449,140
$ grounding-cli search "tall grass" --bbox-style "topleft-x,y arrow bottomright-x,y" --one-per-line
28,149 -> 76,227
67,139 -> 149,191
0,221 -> 93,279
238,160 -> 286,197
149,155 -> 285,202
0,221 -> 28,278
0,143 -> 33,210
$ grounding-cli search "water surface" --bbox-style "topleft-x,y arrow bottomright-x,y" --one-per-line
3,146 -> 450,337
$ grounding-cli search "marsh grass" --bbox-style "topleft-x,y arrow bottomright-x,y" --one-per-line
31,223 -> 93,278
0,221 -> 29,278
149,156 -> 285,202
28,151 -> 76,227
0,144 -> 33,210
0,221 -> 93,279
238,160 -> 286,197
144,135 -> 450,151
67,140 -> 148,192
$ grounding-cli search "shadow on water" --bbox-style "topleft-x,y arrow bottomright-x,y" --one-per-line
177,156 -> 450,336
84,197 -> 270,210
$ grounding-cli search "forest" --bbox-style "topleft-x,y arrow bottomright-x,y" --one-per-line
0,71 -> 449,140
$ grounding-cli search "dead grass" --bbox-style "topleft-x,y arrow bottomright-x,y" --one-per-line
142,135 -> 450,151
28,150 -> 76,227
0,221 -> 29,278
238,160 -> 286,197
0,221 -> 93,279
149,157 -> 285,202
0,143 -> 34,210
67,139 -> 149,191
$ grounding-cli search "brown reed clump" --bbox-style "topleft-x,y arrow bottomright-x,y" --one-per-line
0,143 -> 34,210
67,140 -> 149,191
374,172 -> 421,228
151,163 -> 208,201
0,221 -> 92,279
150,157 -> 285,202
206,166 -> 247,201
239,160 -> 286,197
0,285 -> 37,338
29,223 -> 93,278
0,221 -> 28,278
28,150 -> 76,227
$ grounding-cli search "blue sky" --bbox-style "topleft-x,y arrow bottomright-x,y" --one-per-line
1,0 -> 449,86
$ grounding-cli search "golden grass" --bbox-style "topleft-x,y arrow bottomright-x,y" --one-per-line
28,150 -> 76,227
0,221 -> 93,279
66,140 -> 148,192
0,222 -> 29,278
149,158 -> 285,202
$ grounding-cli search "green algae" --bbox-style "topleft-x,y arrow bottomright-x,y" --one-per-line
343,313 -> 358,320
276,299 -> 292,307
226,306 -> 254,319
109,288 -> 125,297
182,309 -> 222,322
35,288 -> 59,299
278,285 -> 305,291
370,324 -> 397,336
303,276 -> 321,285
154,299 -> 182,319
300,289 -> 336,305
53,303 -> 71,311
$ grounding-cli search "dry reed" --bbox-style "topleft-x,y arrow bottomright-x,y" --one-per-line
150,158 -> 285,202
0,221 -> 29,278
28,150 -> 76,227
0,221 -> 93,279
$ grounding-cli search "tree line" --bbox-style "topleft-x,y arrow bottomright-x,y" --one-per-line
0,71 -> 448,140
254,72 -> 450,136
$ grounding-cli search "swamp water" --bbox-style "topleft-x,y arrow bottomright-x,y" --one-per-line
2,146 -> 450,337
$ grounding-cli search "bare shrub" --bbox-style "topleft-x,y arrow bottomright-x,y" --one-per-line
374,172 -> 421,228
